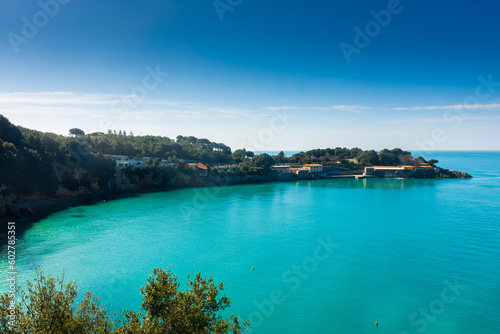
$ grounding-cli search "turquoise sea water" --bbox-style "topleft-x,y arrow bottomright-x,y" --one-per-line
1,151 -> 500,333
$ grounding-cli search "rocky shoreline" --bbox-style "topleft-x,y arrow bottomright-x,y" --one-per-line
0,168 -> 472,223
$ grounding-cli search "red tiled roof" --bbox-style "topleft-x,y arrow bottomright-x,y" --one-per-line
196,163 -> 208,170
188,162 -> 208,170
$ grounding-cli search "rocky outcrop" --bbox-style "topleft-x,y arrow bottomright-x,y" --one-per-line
383,167 -> 473,179
448,170 -> 473,179
434,168 -> 472,179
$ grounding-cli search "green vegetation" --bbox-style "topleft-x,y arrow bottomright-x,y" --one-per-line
0,269 -> 247,333
0,115 -> 116,198
0,115 -> 232,199
93,134 -> 232,165
284,147 -> 423,167
427,159 -> 439,167
69,128 -> 85,138
0,114 -> 437,202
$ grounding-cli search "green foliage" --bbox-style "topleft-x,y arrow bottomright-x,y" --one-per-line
69,128 -> 85,137
0,115 -> 23,146
117,269 -> 246,333
275,151 -> 286,164
0,114 -> 442,196
0,270 -> 114,333
95,134 -> 232,164
0,119 -> 67,197
231,149 -> 253,164
354,150 -> 380,165
238,161 -> 263,175
0,269 -> 247,334
427,159 -> 439,167
378,149 -> 396,165
287,147 -> 428,168
0,115 -> 233,198
234,153 -> 274,176
253,153 -> 275,171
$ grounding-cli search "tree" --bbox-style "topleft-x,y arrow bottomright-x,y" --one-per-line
416,156 -> 427,164
350,147 -> 362,158
0,269 -> 247,333
118,269 -> 247,333
0,269 -> 113,333
69,128 -> 85,138
232,149 -> 248,163
378,149 -> 396,165
0,115 -> 23,145
254,153 -> 275,171
275,151 -> 285,164
238,160 -> 263,176
428,159 -> 439,167
357,150 -> 379,165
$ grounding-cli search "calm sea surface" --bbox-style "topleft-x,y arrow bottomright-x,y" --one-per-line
1,151 -> 499,333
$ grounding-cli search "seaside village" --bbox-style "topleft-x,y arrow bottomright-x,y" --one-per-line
106,154 -> 434,179
107,154 -> 328,178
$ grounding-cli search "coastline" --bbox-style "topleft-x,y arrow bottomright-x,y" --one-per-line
0,167 -> 472,225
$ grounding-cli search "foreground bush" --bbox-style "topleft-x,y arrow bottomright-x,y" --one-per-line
0,269 -> 247,333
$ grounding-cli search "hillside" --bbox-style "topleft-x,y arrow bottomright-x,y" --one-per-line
0,114 -> 469,219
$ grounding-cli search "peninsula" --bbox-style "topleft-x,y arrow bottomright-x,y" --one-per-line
0,115 -> 471,220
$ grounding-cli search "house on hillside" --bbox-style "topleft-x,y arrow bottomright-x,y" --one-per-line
291,168 -> 309,178
272,165 -> 291,173
117,160 -> 145,169
158,159 -> 173,168
187,162 -> 209,177
217,165 -> 240,173
302,164 -> 323,173
107,154 -> 129,161
88,132 -> 105,138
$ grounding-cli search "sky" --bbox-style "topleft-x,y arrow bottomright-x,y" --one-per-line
1,0 -> 500,153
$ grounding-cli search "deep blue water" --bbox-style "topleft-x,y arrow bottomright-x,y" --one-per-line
1,151 -> 499,333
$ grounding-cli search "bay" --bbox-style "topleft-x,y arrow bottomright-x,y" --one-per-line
1,151 -> 499,333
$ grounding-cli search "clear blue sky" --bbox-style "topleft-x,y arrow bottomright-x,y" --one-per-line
1,0 -> 499,152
